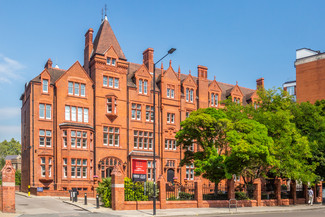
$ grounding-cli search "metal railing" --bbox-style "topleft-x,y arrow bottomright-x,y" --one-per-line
166,182 -> 195,200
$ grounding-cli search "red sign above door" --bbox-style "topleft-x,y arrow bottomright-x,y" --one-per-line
132,159 -> 147,175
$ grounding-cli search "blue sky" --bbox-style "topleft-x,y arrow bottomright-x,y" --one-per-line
1,0 -> 325,142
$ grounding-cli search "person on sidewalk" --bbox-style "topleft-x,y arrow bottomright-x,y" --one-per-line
308,187 -> 314,205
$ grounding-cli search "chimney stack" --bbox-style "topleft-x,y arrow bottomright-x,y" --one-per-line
44,58 -> 53,69
256,78 -> 264,89
84,28 -> 94,74
197,65 -> 208,80
143,48 -> 154,73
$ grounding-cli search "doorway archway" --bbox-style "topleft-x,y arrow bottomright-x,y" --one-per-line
167,169 -> 175,183
99,157 -> 123,178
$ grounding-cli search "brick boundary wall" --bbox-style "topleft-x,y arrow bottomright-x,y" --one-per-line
109,167 -> 323,210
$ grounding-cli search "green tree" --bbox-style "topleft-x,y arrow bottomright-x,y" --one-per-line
176,108 -> 233,187
249,88 -> 316,183
0,138 -> 21,168
226,118 -> 275,185
290,101 -> 325,180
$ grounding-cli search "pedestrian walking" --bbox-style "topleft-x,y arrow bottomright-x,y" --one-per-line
308,187 -> 314,205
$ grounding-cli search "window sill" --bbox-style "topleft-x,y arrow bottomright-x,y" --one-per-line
102,86 -> 120,91
131,119 -> 142,123
38,118 -> 52,122
67,94 -> 87,99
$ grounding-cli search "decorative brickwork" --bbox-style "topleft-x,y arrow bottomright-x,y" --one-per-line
1,160 -> 16,213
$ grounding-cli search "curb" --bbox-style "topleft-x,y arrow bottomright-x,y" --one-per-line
15,192 -> 32,198
62,200 -> 97,213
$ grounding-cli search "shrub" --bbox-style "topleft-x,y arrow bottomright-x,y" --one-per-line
235,191 -> 249,200
144,181 -> 159,200
124,177 -> 148,201
96,177 -> 112,207
179,192 -> 194,200
167,196 -> 178,201
15,170 -> 21,186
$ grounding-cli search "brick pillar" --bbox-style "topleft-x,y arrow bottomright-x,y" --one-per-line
111,165 -> 125,210
303,184 -> 308,204
317,182 -> 322,203
290,180 -> 296,205
194,178 -> 203,208
227,178 -> 235,200
253,179 -> 261,206
1,160 -> 16,213
157,175 -> 166,209
274,178 -> 281,206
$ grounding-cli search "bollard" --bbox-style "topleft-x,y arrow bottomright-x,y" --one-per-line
75,192 -> 78,202
84,193 -> 87,205
28,185 -> 30,197
96,194 -> 99,209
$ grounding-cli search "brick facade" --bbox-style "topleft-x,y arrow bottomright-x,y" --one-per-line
21,15 -> 261,195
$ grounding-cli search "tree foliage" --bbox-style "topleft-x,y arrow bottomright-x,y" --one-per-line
176,87 -> 320,185
0,138 -> 21,168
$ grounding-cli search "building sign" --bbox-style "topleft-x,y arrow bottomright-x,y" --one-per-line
132,159 -> 147,182
37,187 -> 43,192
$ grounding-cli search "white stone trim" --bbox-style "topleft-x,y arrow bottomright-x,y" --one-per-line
2,182 -> 15,187
295,53 -> 325,66
111,184 -> 124,188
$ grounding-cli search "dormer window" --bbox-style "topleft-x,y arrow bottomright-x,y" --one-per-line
43,79 -> 48,93
186,88 -> 189,101
210,93 -> 219,107
233,97 -> 241,104
167,85 -> 175,99
138,79 -> 149,95
107,57 -> 116,66
190,89 -> 194,102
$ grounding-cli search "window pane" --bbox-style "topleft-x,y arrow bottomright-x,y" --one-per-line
78,108 -> 82,122
39,137 -> 45,147
112,58 -> 116,66
46,130 -> 51,136
84,108 -> 88,123
144,80 -> 147,94
45,137 -> 51,147
139,79 -> 142,93
71,130 -> 76,137
74,83 -> 79,96
39,104 -> 45,118
103,76 -> 108,86
39,130 -> 45,136
81,84 -> 85,96
103,126 -> 108,132
115,134 -> 119,146
43,79 -> 48,92
65,106 -> 70,120
109,77 -> 113,87
114,78 -> 119,88
107,58 -> 111,65
68,82 -> 73,94
46,105 -> 51,119
71,107 -> 76,121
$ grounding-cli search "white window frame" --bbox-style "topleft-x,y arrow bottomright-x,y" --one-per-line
43,79 -> 48,93
81,84 -> 85,97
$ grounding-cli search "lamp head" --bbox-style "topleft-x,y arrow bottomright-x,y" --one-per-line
168,48 -> 176,54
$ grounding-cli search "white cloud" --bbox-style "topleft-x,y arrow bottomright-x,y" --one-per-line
0,54 -> 25,84
0,107 -> 20,121
0,125 -> 20,142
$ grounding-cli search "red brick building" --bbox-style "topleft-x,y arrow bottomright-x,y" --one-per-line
295,48 -> 325,103
20,16 -> 262,194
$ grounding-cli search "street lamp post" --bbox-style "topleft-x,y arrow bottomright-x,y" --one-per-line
153,48 -> 176,215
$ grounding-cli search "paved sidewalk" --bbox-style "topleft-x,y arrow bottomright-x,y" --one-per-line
60,196 -> 325,217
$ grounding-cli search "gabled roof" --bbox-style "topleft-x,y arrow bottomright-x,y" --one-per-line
31,68 -> 66,84
92,18 -> 126,60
